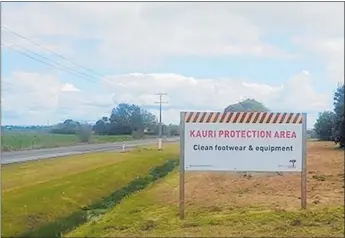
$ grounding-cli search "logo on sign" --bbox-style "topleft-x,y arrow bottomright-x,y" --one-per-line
278,159 -> 297,169
289,159 -> 296,168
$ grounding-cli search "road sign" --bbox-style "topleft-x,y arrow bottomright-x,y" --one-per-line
179,111 -> 307,219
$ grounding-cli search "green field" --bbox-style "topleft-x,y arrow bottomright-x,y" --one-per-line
1,144 -> 179,237
1,132 -> 133,151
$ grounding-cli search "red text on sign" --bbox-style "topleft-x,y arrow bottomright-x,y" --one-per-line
189,130 -> 297,139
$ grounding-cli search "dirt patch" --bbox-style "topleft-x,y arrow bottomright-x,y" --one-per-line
153,141 -> 344,210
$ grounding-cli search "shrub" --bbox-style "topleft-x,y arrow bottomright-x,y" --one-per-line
132,130 -> 144,139
76,124 -> 92,143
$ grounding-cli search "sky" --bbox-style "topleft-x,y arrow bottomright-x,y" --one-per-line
1,2 -> 344,129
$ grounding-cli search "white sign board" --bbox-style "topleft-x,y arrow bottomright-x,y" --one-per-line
182,112 -> 305,172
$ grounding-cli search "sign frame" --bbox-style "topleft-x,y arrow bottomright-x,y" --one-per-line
179,111 -> 307,220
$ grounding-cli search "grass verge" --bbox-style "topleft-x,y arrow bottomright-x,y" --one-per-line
67,171 -> 344,237
1,144 -> 179,237
19,158 -> 179,238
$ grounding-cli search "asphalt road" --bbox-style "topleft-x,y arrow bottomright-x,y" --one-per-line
1,137 -> 180,165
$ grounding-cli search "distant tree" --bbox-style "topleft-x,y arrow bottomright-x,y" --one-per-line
142,110 -> 158,134
224,99 -> 270,112
333,84 -> 345,147
162,124 -> 168,136
92,119 -> 109,135
93,103 -> 158,136
50,119 -> 80,134
76,123 -> 92,143
109,103 -> 137,134
63,119 -> 75,125
314,111 -> 336,141
131,105 -> 145,132
166,124 -> 180,136
307,129 -> 318,139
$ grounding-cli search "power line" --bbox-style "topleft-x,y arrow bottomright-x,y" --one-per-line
2,41 -> 101,84
2,81 -> 19,90
1,25 -> 127,90
154,93 -> 168,150
1,43 -> 103,107
1,47 -> 144,126
2,25 -> 105,78
1,26 -> 154,122
2,42 -> 127,110
2,43 -> 66,70
2,43 -> 106,86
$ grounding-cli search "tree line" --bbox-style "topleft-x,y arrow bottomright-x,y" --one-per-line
49,89 -> 344,148
313,84 -> 344,148
92,103 -> 179,137
50,99 -> 271,142
50,103 -> 180,140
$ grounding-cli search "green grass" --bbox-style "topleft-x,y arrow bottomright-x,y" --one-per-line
1,132 -> 133,151
1,144 -> 179,237
67,172 -> 345,237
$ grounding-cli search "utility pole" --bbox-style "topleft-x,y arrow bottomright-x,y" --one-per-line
155,93 -> 168,150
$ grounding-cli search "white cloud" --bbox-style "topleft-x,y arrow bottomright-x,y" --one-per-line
2,72 -> 61,111
2,71 -> 331,128
273,71 -> 332,112
61,83 -> 80,92
1,27 -> 76,56
2,72 -> 85,125
2,2 -> 343,74
229,2 -> 344,36
1,2 -> 342,128
3,2 -> 332,62
101,73 -> 282,110
293,37 -> 344,81
101,71 -> 330,127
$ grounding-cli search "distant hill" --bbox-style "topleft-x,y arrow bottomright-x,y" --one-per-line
224,99 -> 270,112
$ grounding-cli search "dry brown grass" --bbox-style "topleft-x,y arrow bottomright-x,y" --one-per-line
154,141 -> 344,211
